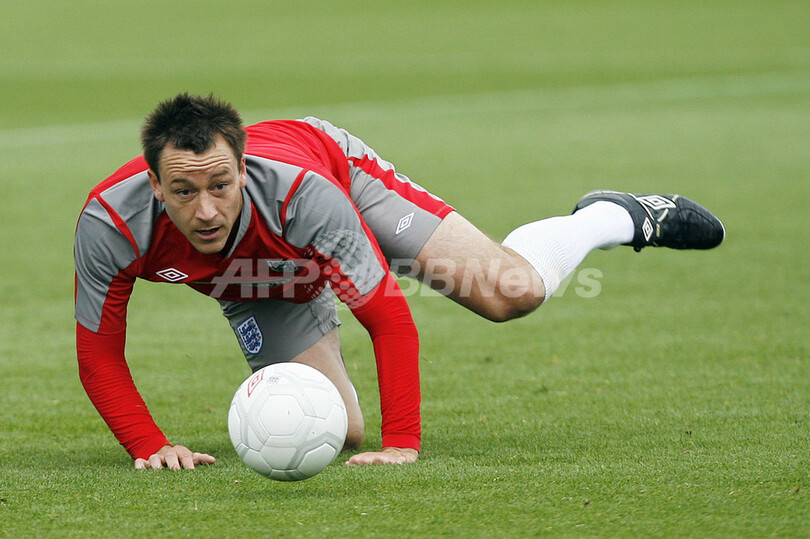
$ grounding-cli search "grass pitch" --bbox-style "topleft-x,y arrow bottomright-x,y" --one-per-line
1,1 -> 809,536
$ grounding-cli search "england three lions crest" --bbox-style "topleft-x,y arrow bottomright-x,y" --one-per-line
237,316 -> 263,355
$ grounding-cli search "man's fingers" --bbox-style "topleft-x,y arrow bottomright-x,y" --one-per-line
179,453 -> 195,470
164,451 -> 181,471
346,451 -> 409,466
192,452 -> 217,466
346,452 -> 399,465
134,446 -> 217,470
346,447 -> 418,466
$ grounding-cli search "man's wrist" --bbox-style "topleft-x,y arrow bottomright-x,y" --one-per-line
381,433 -> 420,452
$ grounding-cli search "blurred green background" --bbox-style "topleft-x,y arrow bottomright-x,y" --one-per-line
1,1 -> 808,535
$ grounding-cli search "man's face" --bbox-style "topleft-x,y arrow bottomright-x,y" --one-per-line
148,135 -> 247,255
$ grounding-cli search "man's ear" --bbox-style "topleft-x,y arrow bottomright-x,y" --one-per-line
147,169 -> 165,202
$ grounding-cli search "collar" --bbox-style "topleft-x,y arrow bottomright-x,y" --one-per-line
224,187 -> 252,258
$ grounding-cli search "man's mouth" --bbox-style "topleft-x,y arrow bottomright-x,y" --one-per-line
196,226 -> 222,239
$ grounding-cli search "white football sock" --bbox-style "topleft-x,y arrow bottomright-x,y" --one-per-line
501,201 -> 634,300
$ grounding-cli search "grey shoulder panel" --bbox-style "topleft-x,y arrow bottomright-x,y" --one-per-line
244,154 -> 305,237
284,172 -> 385,296
74,198 -> 138,332
96,170 -> 163,257
243,151 -> 386,296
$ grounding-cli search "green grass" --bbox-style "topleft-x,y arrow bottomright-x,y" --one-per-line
1,0 -> 809,535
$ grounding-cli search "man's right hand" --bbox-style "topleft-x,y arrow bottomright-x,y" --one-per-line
134,444 -> 216,470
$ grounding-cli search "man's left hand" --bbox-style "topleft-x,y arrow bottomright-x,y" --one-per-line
345,447 -> 418,466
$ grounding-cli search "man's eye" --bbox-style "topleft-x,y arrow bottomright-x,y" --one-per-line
214,183 -> 228,191
176,189 -> 192,197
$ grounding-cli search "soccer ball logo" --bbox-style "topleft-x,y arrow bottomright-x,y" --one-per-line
228,363 -> 348,481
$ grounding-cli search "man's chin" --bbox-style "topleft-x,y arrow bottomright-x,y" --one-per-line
191,239 -> 226,255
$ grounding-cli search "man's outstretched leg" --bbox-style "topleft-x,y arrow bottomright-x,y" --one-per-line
413,191 -> 724,321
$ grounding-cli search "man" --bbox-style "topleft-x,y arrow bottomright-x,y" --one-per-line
74,93 -> 724,470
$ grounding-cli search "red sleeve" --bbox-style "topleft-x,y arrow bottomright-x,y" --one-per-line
76,323 -> 170,459
346,272 -> 421,451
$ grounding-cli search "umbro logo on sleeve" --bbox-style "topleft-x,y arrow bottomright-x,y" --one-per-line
395,212 -> 415,235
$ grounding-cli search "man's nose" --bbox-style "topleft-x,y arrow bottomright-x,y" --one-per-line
195,193 -> 218,222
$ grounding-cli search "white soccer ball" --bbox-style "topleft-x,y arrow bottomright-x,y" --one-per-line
228,362 -> 348,481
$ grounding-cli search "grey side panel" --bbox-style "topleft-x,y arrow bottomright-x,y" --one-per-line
301,116 -> 380,165
74,199 -> 138,332
301,116 -> 435,201
284,172 -> 386,296
97,171 -> 163,257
